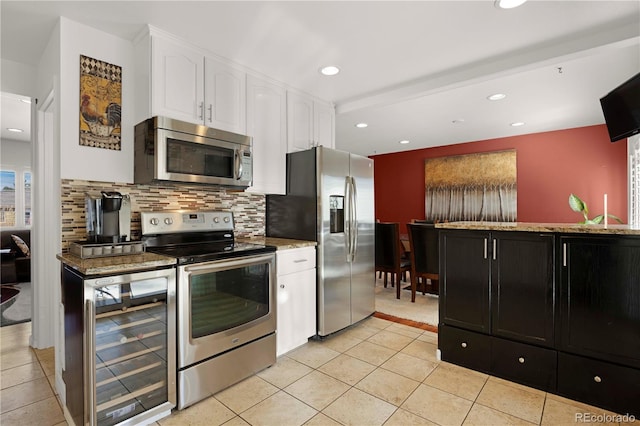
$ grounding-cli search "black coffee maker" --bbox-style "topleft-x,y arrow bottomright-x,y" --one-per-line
85,191 -> 131,243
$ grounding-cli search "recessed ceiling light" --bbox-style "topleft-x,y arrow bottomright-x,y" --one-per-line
319,66 -> 340,76
494,0 -> 527,9
510,122 -> 525,127
399,140 -> 410,145
487,93 -> 506,101
355,123 -> 368,128
7,128 -> 24,133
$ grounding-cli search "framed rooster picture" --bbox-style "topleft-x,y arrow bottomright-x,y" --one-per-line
79,55 -> 122,150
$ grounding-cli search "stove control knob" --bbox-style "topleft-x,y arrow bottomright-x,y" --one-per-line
164,218 -> 173,225
213,217 -> 220,223
224,217 -> 230,223
150,218 -> 159,226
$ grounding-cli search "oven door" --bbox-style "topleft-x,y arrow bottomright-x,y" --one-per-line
177,253 -> 276,368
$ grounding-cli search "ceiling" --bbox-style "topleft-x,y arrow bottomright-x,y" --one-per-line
1,1 -> 639,155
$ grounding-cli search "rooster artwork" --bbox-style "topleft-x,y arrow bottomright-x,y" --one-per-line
79,55 -> 122,150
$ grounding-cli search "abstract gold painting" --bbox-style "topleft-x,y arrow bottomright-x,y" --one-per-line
425,150 -> 517,222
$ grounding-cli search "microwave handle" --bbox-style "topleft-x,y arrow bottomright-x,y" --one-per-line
234,149 -> 243,180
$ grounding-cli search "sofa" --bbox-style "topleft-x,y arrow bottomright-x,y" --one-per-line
1,229 -> 31,284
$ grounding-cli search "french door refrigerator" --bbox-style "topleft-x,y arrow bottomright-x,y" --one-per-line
266,146 -> 375,336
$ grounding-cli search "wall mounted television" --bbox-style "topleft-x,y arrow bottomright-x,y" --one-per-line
600,72 -> 640,142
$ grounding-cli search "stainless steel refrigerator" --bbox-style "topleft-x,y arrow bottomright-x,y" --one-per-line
266,146 -> 375,337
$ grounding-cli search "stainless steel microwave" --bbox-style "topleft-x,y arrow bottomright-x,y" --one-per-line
134,116 -> 253,188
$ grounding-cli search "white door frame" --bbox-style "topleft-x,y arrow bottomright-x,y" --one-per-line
31,86 -> 60,354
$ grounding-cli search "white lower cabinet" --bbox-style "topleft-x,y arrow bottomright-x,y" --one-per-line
276,246 -> 316,356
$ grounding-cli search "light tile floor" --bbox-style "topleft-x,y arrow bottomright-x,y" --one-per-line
1,317 -> 634,426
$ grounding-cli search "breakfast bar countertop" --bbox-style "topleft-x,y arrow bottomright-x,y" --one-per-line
435,221 -> 640,235
57,252 -> 177,276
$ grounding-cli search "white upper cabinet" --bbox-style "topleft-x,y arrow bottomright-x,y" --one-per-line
150,35 -> 246,134
287,91 -> 335,152
151,36 -> 204,124
246,75 -> 287,194
204,57 -> 246,134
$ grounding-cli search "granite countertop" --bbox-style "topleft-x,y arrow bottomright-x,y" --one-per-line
57,252 -> 176,276
240,237 -> 317,250
435,221 -> 640,235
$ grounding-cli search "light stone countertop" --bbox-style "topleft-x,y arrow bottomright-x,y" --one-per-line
435,221 -> 640,235
57,252 -> 176,276
58,237 -> 316,276
240,237 -> 317,250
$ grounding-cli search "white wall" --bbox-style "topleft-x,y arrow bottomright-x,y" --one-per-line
59,17 -> 135,183
0,139 -> 31,166
1,59 -> 36,96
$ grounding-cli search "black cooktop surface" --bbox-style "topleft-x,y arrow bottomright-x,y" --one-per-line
146,241 -> 275,265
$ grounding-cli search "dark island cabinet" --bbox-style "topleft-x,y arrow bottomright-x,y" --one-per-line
439,230 -> 557,391
439,227 -> 640,416
560,235 -> 640,369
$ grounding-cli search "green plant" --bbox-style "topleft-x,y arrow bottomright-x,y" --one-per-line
568,193 -> 623,225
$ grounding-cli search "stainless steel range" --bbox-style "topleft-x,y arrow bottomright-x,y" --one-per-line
141,211 -> 276,409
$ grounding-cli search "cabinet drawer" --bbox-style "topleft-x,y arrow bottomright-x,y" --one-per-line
491,337 -> 557,392
439,325 -> 490,373
277,247 -> 316,276
557,352 -> 640,417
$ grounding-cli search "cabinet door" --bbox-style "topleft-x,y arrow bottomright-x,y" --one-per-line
560,235 -> 640,369
491,232 -> 555,347
314,101 -> 335,149
204,57 -> 246,134
152,37 -> 204,124
276,268 -> 316,356
246,75 -> 287,194
440,230 -> 491,333
276,272 -> 294,356
287,92 -> 314,152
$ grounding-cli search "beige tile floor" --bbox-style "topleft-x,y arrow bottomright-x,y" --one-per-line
1,317 -> 634,426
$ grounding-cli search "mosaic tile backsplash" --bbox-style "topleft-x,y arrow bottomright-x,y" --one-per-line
61,179 -> 265,251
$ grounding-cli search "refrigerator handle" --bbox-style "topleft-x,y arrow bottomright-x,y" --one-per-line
344,176 -> 352,262
351,176 -> 358,261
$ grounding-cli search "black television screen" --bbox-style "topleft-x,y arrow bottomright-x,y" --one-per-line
600,72 -> 640,142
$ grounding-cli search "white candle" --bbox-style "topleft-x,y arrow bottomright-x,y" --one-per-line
604,193 -> 608,228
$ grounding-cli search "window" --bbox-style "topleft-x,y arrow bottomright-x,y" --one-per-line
0,169 -> 31,228
0,170 -> 16,226
24,172 -> 31,225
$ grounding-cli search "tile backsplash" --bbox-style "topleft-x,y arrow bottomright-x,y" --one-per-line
61,179 -> 265,251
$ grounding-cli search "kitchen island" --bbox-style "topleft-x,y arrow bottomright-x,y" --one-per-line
435,221 -> 640,417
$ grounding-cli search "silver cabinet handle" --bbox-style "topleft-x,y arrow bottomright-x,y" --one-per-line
293,259 -> 308,263
594,375 -> 602,383
563,243 -> 567,267
483,238 -> 488,259
493,239 -> 497,261
518,357 -> 525,364
199,101 -> 204,120
461,342 -> 468,348
208,104 -> 213,122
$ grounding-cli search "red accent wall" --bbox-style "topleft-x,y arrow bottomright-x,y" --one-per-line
371,125 -> 628,233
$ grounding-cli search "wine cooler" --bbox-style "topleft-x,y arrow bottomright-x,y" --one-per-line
62,266 -> 176,425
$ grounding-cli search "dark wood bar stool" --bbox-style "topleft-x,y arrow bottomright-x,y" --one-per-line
407,222 -> 440,302
375,222 -> 411,299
